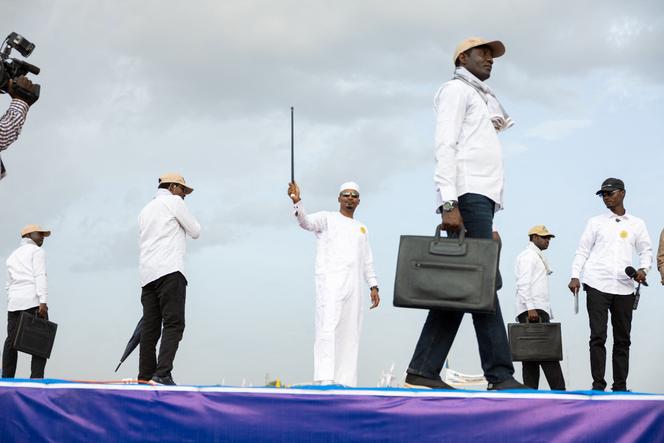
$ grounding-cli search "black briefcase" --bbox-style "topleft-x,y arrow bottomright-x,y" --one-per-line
508,321 -> 562,362
393,225 -> 499,313
13,312 -> 58,359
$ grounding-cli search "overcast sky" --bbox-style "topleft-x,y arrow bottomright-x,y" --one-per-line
1,0 -> 663,391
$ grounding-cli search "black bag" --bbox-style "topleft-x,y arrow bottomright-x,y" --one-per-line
13,312 -> 57,359
393,225 -> 499,313
508,321 -> 562,362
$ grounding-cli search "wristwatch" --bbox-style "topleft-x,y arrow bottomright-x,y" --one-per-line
441,200 -> 458,212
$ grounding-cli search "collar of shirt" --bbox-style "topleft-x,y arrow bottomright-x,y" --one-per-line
20,237 -> 37,247
605,211 -> 629,222
155,188 -> 172,198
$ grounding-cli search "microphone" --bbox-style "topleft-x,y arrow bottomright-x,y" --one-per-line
625,266 -> 648,286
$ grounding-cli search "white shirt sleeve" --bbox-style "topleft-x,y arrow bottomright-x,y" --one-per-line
433,82 -> 467,204
173,197 -> 201,239
571,219 -> 595,279
635,221 -> 653,271
32,248 -> 48,304
362,233 -> 379,288
293,202 -> 327,233
515,253 -> 535,311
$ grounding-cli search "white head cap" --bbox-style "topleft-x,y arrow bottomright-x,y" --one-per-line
339,181 -> 360,193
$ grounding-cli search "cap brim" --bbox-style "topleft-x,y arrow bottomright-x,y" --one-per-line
485,40 -> 506,58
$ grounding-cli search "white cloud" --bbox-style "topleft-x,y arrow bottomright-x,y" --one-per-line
525,119 -> 592,141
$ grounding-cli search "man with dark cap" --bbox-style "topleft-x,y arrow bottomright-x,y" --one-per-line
568,178 -> 652,391
3,224 -> 51,378
404,37 -> 526,390
138,173 -> 200,385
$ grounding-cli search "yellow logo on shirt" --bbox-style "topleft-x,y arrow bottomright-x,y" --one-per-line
619,230 -> 628,239
360,226 -> 367,234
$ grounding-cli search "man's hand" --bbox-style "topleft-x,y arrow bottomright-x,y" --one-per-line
442,207 -> 463,233
288,182 -> 301,204
527,309 -> 539,322
38,303 -> 48,318
568,278 -> 581,295
634,270 -> 647,284
369,287 -> 380,309
8,76 -> 38,106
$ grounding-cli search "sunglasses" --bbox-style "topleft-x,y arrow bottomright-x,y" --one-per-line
599,190 -> 620,197
340,191 -> 360,198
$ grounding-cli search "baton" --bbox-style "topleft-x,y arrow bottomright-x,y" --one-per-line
290,106 -> 296,198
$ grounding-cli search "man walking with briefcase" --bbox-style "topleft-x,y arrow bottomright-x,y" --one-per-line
3,224 -> 51,378
405,37 -> 526,390
514,226 -> 565,390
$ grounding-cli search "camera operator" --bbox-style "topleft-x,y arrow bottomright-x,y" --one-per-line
0,75 -> 37,180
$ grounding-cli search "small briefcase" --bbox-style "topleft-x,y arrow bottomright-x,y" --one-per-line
393,225 -> 499,313
13,312 -> 58,359
508,321 -> 562,362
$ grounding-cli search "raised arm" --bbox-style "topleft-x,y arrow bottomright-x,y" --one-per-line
0,98 -> 29,151
173,197 -> 201,239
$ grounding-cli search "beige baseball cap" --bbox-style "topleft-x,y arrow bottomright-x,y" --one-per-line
528,225 -> 555,238
20,224 -> 51,237
159,172 -> 193,194
453,37 -> 506,64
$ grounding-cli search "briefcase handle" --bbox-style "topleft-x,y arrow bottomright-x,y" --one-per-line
430,224 -> 467,256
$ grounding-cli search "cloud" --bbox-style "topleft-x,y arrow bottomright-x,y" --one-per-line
525,119 -> 592,142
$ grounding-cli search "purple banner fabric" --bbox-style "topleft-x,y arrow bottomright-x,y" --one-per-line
0,381 -> 663,442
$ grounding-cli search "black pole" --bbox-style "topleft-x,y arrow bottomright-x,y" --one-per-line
290,107 -> 294,183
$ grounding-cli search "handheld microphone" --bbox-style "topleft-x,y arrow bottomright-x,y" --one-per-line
625,266 -> 645,310
625,266 -> 648,286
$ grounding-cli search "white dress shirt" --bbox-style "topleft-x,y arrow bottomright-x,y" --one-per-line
0,98 -> 29,180
5,238 -> 48,312
571,212 -> 652,295
139,189 -> 201,287
515,242 -> 552,318
433,70 -> 504,211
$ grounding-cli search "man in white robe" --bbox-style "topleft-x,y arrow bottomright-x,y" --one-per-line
288,181 -> 380,387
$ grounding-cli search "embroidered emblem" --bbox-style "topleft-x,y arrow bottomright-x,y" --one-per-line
360,226 -> 367,234
619,230 -> 628,239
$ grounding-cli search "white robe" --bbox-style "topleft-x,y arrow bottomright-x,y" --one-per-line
294,202 -> 378,386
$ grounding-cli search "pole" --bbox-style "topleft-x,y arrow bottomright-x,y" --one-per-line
290,106 -> 294,183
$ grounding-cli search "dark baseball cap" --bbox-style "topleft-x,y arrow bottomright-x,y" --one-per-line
595,178 -> 625,195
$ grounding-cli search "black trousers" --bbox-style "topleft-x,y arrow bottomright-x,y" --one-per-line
517,310 -> 566,390
585,285 -> 634,391
138,271 -> 187,381
2,307 -> 47,378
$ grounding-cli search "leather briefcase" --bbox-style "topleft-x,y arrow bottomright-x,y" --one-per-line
13,312 -> 58,359
508,321 -> 562,362
393,225 -> 499,313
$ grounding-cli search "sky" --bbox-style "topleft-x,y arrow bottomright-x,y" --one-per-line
1,0 -> 663,391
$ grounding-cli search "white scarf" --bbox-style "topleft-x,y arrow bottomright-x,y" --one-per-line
453,67 -> 515,132
529,242 -> 553,275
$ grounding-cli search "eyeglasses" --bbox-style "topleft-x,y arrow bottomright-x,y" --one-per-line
340,192 -> 360,198
599,190 -> 620,197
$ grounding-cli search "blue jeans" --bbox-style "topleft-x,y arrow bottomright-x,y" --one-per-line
406,193 -> 514,383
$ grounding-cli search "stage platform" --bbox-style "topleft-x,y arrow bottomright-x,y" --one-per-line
1,380 -> 663,442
